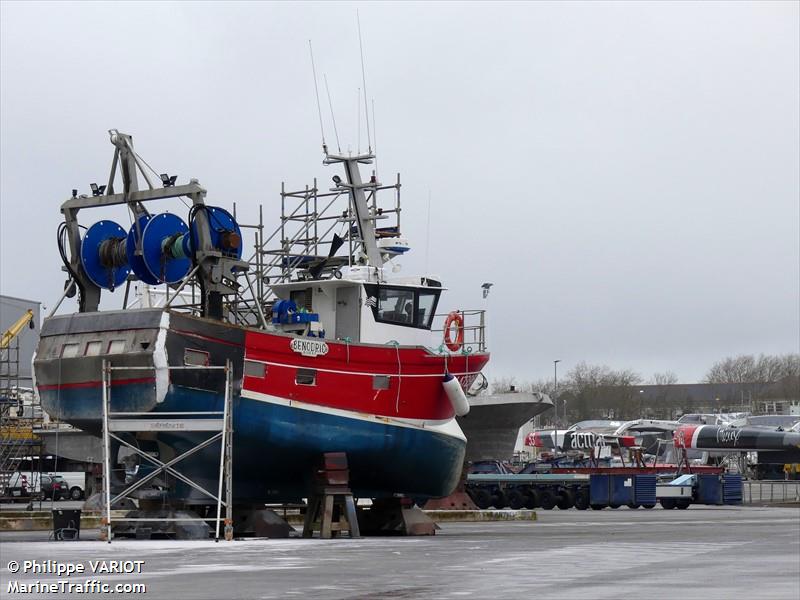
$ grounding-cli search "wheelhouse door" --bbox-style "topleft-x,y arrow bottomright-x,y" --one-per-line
335,285 -> 360,341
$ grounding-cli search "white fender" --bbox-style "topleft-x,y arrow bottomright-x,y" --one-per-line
443,373 -> 470,417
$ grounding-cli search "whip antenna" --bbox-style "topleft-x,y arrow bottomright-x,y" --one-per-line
308,40 -> 327,153
357,10 -> 372,153
324,74 -> 342,154
372,98 -> 379,178
425,189 -> 431,275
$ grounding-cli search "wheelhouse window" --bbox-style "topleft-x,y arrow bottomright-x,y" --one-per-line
363,285 -> 441,329
290,288 -> 313,311
417,291 -> 438,328
379,288 -> 415,324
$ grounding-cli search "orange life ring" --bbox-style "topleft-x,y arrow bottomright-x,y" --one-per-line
443,311 -> 464,352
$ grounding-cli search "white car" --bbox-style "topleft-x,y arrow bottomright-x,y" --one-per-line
4,471 -> 86,500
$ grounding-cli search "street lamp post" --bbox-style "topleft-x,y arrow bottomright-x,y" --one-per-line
480,284 -> 493,390
481,283 -> 493,353
554,359 -> 561,424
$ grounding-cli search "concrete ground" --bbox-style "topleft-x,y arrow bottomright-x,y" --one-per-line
1,505 -> 798,599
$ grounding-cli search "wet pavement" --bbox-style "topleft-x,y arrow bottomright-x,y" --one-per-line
1,505 -> 798,599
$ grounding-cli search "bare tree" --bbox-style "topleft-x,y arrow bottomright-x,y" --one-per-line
560,362 -> 642,421
650,371 -> 679,385
526,378 -> 557,396
703,353 -> 800,402
704,355 -> 756,384
490,375 -> 518,394
704,353 -> 800,384
646,371 -> 681,418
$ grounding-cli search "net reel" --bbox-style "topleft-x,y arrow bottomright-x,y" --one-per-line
189,205 -> 243,260
81,213 -> 192,290
79,205 -> 242,292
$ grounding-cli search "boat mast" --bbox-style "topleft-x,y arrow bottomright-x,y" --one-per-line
324,151 -> 384,269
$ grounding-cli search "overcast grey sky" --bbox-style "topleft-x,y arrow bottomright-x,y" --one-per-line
1,1 -> 798,383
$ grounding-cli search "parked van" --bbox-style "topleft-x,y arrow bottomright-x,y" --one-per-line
53,472 -> 87,500
3,471 -> 86,500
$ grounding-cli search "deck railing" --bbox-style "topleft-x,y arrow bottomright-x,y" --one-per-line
431,309 -> 487,353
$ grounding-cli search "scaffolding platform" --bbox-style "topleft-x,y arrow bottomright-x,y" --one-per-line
101,360 -> 234,542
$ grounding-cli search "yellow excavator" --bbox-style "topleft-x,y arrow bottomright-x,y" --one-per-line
1,309 -> 34,350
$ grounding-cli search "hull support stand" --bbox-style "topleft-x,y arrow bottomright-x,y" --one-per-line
302,452 -> 360,539
357,498 -> 439,536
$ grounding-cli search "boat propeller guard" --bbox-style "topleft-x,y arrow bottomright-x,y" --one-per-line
443,311 -> 464,352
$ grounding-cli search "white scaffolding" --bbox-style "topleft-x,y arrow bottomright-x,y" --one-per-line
101,359 -> 234,543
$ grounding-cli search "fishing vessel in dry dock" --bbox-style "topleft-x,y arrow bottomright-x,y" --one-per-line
33,130 -> 490,506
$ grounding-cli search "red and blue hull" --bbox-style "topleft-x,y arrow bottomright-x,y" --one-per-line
34,309 -> 488,503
